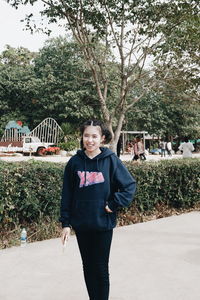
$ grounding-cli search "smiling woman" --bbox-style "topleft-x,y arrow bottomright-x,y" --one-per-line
0,1 -> 65,53
60,119 -> 136,300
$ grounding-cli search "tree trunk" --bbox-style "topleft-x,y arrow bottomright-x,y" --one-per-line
109,112 -> 125,154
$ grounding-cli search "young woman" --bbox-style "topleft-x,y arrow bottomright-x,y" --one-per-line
60,120 -> 136,300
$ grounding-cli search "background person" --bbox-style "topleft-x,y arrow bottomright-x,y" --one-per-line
133,137 -> 146,161
60,119 -> 136,300
117,134 -> 122,158
166,140 -> 173,156
179,137 -> 194,158
160,139 -> 166,157
132,138 -> 139,161
137,137 -> 146,160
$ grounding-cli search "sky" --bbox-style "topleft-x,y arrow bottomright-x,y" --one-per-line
0,0 -> 153,66
0,0 -> 66,53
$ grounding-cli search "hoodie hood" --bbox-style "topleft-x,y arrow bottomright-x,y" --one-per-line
76,147 -> 115,172
77,147 -> 114,160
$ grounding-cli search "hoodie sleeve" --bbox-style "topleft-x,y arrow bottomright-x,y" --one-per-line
108,157 -> 136,211
59,159 -> 74,228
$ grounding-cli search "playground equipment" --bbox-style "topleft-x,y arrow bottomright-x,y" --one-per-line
29,117 -> 63,144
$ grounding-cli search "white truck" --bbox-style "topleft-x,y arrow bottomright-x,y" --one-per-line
0,136 -> 57,156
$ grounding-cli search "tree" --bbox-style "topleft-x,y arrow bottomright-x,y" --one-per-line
0,45 -> 39,134
0,39 -> 100,133
153,1 -> 200,102
33,36 -> 98,125
7,0 -> 200,151
126,92 -> 200,139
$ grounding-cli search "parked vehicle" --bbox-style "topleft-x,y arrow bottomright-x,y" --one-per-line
0,136 -> 58,156
150,148 -> 161,155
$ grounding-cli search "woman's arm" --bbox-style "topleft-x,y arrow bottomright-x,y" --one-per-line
59,159 -> 74,228
108,158 -> 136,212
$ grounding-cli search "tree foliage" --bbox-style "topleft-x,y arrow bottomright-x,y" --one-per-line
153,0 -> 200,102
0,46 -> 39,134
33,36 -> 97,125
0,38 -> 99,134
126,93 -> 200,139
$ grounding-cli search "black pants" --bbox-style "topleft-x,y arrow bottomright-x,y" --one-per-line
75,229 -> 113,300
139,153 -> 146,160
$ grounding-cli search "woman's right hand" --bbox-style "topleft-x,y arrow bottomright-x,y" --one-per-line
61,227 -> 71,245
105,205 -> 113,213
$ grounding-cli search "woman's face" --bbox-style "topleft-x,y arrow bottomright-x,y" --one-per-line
83,125 -> 104,155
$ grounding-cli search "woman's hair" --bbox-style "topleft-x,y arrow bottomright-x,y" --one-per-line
80,120 -> 104,136
184,137 -> 189,143
102,128 -> 112,144
80,119 -> 112,148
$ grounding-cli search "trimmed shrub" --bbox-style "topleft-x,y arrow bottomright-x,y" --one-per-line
125,159 -> 200,212
0,160 -> 64,229
0,158 -> 199,247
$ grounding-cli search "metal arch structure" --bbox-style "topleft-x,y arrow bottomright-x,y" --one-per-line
0,118 -> 64,144
1,129 -> 22,142
29,118 -> 63,144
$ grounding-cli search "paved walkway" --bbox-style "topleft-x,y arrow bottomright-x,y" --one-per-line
0,152 -> 200,163
1,212 -> 200,300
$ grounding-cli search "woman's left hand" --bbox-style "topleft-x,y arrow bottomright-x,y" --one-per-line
105,205 -> 113,213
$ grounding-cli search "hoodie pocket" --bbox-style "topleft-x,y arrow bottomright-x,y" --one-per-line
72,198 -> 109,230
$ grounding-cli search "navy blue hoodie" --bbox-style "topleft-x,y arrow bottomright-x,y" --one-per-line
60,147 -> 136,231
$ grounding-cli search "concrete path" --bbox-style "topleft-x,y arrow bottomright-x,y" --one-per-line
1,153 -> 200,163
1,212 -> 200,300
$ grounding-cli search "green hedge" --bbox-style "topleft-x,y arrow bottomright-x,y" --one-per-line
0,158 -> 200,231
125,159 -> 200,212
0,160 -> 64,230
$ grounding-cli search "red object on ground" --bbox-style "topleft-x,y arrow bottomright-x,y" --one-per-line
41,147 -> 60,154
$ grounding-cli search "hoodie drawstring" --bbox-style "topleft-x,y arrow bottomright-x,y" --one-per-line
83,157 -> 100,187
96,158 -> 99,172
84,157 -> 87,187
